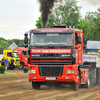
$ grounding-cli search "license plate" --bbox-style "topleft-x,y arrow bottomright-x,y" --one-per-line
45,77 -> 56,80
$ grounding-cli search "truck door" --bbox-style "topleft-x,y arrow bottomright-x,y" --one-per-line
75,31 -> 83,64
79,31 -> 83,64
75,32 -> 79,64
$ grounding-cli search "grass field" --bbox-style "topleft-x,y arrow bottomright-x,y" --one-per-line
0,72 -> 28,76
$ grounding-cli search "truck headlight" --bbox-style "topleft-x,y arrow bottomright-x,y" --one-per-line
66,70 -> 74,74
29,70 -> 36,73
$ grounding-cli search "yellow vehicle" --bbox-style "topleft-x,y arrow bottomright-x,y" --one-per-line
3,50 -> 20,69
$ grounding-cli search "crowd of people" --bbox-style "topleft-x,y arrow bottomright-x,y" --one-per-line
1,57 -> 14,70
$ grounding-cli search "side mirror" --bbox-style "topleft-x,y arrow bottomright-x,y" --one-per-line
78,36 -> 82,44
24,32 -> 28,48
24,33 -> 28,44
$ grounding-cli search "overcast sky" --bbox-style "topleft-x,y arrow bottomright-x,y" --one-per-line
0,0 -> 100,40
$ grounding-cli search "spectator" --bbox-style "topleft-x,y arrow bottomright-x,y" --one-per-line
66,38 -> 72,44
5,57 -> 9,70
10,57 -> 14,70
2,57 -> 5,66
40,38 -> 44,44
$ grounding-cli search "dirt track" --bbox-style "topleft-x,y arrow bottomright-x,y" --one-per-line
0,71 -> 100,100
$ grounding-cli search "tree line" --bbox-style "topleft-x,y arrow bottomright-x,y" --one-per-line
36,0 -> 100,45
0,37 -> 24,49
1,0 -> 100,49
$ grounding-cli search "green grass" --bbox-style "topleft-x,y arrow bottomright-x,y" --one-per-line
0,72 -> 28,76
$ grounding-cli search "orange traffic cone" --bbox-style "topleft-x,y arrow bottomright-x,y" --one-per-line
95,92 -> 99,100
16,70 -> 18,75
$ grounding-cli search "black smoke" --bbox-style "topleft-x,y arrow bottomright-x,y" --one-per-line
38,0 -> 62,28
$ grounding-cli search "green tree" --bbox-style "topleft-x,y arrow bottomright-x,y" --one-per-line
85,12 -> 98,22
11,39 -> 20,45
91,8 -> 100,40
7,39 -> 21,46
0,37 -> 6,41
76,20 -> 90,44
84,8 -> 100,41
36,15 -> 55,28
0,40 -> 8,49
18,40 -> 24,47
36,17 -> 42,28
52,0 -> 81,26
0,37 -> 8,49
36,0 -> 81,28
7,39 -> 14,45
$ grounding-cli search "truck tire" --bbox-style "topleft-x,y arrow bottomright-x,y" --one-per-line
85,73 -> 90,88
71,71 -> 80,91
71,82 -> 79,91
81,71 -> 90,88
18,63 -> 24,69
32,82 -> 41,89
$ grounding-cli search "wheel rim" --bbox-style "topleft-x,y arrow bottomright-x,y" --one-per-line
19,65 -> 23,69
76,83 -> 78,90
88,78 -> 90,88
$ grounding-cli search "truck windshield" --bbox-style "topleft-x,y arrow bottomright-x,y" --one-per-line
7,52 -> 14,57
30,33 -> 73,46
13,52 -> 19,58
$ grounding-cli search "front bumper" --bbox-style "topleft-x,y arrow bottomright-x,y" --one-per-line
28,64 -> 78,83
29,75 -> 78,83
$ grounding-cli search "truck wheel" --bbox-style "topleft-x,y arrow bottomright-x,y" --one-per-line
71,82 -> 79,91
71,71 -> 80,90
18,63 -> 24,69
32,82 -> 41,89
85,75 -> 90,88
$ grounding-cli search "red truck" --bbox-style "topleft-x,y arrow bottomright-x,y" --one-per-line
16,47 -> 28,69
24,26 -> 91,90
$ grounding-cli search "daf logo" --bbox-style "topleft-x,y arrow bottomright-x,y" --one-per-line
61,54 -> 71,57
31,54 -> 40,57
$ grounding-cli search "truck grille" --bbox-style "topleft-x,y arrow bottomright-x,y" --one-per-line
30,53 -> 72,65
39,65 -> 63,76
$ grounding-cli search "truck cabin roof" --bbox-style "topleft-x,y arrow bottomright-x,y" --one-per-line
30,28 -> 83,33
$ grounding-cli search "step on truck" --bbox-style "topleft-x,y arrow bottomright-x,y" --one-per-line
24,26 -> 91,90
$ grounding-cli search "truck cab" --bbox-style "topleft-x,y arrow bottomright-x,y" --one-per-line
3,50 -> 20,69
16,47 -> 28,69
24,26 -> 90,90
